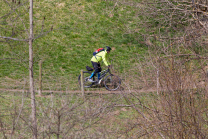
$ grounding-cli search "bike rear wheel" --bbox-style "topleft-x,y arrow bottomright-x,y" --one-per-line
104,74 -> 121,91
78,71 -> 95,88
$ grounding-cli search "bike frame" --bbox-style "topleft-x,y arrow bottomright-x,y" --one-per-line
79,67 -> 121,90
98,68 -> 111,80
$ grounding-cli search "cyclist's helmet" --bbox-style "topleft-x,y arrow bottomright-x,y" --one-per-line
106,46 -> 111,51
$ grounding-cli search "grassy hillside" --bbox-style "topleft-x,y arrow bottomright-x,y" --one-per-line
1,1 -> 208,138
0,0 -> 147,89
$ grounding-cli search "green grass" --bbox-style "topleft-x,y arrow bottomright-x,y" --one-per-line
0,0 -> 147,90
1,0 -> 208,138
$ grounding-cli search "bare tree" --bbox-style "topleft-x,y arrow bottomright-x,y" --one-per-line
104,0 -> 208,138
29,0 -> 37,138
0,0 -> 53,138
1,0 -> 208,138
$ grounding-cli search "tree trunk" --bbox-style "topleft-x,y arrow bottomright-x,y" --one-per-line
29,0 -> 37,138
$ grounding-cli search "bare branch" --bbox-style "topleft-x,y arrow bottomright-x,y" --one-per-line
0,36 -> 27,41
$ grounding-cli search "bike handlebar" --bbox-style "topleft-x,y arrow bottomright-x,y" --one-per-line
107,68 -> 112,74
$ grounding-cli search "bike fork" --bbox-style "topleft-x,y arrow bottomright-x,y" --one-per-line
98,79 -> 102,84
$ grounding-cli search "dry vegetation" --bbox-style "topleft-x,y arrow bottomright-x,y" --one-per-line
1,0 -> 208,138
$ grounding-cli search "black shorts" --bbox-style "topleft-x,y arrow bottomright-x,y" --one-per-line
91,61 -> 102,73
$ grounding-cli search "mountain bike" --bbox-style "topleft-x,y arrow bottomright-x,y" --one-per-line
78,66 -> 121,91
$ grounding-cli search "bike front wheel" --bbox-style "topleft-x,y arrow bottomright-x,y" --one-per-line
104,74 -> 121,91
78,71 -> 95,88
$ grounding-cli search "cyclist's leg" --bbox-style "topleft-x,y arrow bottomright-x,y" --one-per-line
89,72 -> 94,78
89,61 -> 96,79
91,61 -> 101,80
97,63 -> 102,80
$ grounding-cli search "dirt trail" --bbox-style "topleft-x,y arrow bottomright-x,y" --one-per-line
0,88 -> 156,94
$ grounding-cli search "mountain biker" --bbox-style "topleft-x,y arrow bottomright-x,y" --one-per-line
88,46 -> 111,82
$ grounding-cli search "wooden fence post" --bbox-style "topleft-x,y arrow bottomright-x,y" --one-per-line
81,70 -> 85,96
39,60 -> 42,96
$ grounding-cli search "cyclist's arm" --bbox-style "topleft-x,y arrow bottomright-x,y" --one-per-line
102,51 -> 110,66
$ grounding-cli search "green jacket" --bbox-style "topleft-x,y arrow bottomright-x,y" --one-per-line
91,50 -> 110,66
